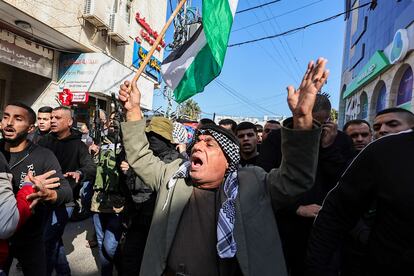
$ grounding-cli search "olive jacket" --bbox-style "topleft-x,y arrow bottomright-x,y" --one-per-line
121,118 -> 321,276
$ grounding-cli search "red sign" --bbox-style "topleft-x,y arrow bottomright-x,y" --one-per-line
58,89 -> 73,106
58,89 -> 89,106
135,12 -> 166,51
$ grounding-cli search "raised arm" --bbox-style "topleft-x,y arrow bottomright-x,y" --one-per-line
268,58 -> 328,209
119,80 -> 181,191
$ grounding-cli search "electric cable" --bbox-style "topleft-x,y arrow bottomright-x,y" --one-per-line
229,2 -> 371,47
236,0 -> 281,14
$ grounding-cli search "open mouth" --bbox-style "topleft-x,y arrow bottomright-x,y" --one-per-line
191,156 -> 204,169
3,127 -> 15,135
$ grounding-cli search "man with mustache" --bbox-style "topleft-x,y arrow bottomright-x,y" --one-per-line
0,103 -> 72,276
118,58 -> 329,275
39,106 -> 96,276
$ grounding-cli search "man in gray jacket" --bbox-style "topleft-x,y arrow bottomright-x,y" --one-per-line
118,58 -> 329,275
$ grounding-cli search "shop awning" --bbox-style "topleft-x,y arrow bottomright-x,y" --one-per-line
58,53 -> 155,110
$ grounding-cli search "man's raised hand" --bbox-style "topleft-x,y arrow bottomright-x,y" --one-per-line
287,58 -> 329,129
118,80 -> 142,121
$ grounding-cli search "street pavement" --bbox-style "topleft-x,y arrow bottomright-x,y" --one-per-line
9,217 -> 101,276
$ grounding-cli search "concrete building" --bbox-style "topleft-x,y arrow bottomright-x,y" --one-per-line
338,0 -> 414,127
0,0 -> 167,125
214,114 -> 287,126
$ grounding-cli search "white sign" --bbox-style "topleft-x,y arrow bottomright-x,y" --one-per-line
387,29 -> 409,64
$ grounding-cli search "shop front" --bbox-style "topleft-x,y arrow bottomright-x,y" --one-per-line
58,52 -> 156,127
0,28 -> 54,111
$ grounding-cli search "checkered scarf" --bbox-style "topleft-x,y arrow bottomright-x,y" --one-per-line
172,122 -> 188,144
164,127 -> 240,258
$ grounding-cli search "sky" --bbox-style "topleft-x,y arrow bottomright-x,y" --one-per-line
152,0 -> 346,119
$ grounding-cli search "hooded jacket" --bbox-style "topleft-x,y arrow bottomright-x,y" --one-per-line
0,140 -> 72,245
0,152 -> 33,269
39,129 -> 96,191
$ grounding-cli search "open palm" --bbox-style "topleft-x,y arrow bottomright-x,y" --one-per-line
287,58 -> 329,119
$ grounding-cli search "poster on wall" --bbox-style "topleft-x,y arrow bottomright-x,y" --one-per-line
58,53 -> 154,110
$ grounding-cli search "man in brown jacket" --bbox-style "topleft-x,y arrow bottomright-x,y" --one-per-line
118,58 -> 329,276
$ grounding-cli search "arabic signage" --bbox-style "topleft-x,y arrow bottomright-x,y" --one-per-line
135,12 -> 166,52
132,42 -> 162,83
58,53 -> 154,110
0,29 -> 54,78
58,89 -> 90,106
343,51 -> 390,99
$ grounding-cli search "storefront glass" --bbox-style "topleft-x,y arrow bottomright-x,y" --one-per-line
376,83 -> 387,113
397,67 -> 413,106
358,92 -> 368,119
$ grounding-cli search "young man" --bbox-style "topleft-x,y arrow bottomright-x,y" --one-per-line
372,107 -> 414,139
118,58 -> 328,275
218,119 -> 237,134
39,106 -> 96,276
0,103 -> 72,276
262,120 -> 281,141
343,119 -> 372,152
306,127 -> 414,275
29,106 -> 53,144
235,122 -> 259,166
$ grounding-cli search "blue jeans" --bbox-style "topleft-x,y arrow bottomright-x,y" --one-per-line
80,181 -> 93,213
44,206 -> 73,276
93,213 -> 122,276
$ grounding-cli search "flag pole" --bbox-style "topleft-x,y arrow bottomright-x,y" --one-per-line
131,0 -> 188,86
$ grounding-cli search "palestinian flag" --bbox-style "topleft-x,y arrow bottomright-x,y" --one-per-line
161,0 -> 239,103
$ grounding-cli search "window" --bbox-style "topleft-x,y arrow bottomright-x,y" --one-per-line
397,67 -> 413,106
376,83 -> 386,113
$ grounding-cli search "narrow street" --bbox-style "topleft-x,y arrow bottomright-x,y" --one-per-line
10,218 -> 101,276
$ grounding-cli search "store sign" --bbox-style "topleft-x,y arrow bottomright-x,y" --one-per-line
135,12 -> 166,51
388,29 -> 409,64
58,53 -> 154,110
58,89 -> 89,106
132,42 -> 161,83
343,51 -> 390,99
58,89 -> 73,106
0,29 -> 53,78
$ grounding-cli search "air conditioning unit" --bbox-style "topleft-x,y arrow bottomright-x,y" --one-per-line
83,0 -> 111,29
108,13 -> 130,45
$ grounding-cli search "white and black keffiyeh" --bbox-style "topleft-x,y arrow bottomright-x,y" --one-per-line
172,122 -> 188,144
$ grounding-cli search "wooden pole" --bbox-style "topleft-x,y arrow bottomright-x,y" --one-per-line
131,0 -> 187,86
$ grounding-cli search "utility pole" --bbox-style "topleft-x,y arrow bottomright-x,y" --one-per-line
163,0 -> 200,119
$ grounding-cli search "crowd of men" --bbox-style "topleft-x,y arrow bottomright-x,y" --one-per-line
0,57 -> 413,276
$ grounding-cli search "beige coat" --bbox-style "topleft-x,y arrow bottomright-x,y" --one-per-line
121,119 -> 321,276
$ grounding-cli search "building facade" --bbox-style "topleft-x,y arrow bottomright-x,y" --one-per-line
339,0 -> 414,127
0,0 -> 167,125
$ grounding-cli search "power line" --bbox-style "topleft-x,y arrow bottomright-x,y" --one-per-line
215,79 -> 282,116
236,0 -> 281,14
229,2 -> 371,47
251,0 -> 303,81
232,0 -> 323,33
260,1 -> 304,76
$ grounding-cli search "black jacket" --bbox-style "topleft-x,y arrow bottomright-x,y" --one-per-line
257,129 -> 354,274
306,129 -> 414,275
0,140 -> 72,244
39,130 -> 96,189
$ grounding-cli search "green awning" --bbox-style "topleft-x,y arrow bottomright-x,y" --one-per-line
343,51 -> 390,99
